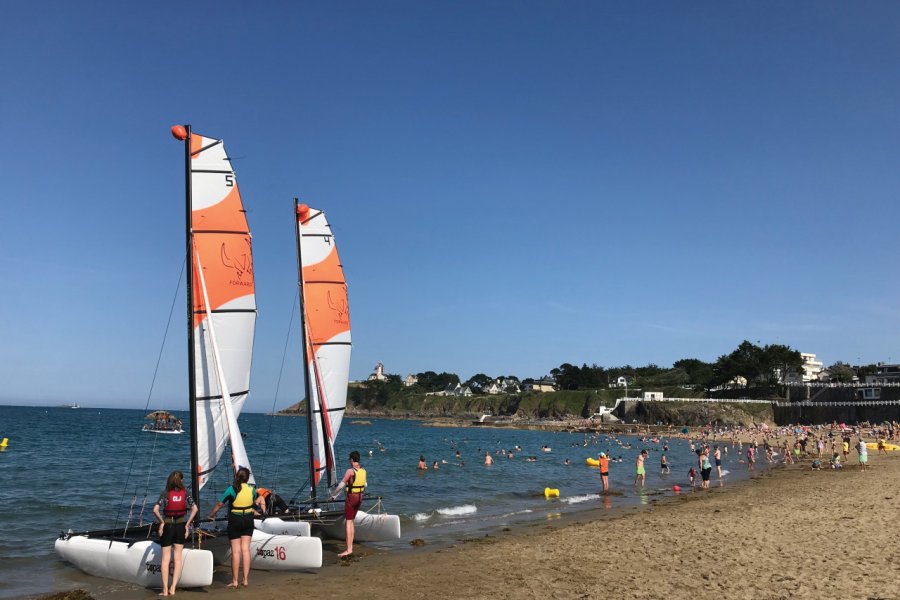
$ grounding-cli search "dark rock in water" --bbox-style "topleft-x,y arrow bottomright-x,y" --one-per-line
410,538 -> 427,546
36,591 -> 95,600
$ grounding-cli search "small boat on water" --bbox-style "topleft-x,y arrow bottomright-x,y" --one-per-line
59,403 -> 80,409
142,410 -> 183,434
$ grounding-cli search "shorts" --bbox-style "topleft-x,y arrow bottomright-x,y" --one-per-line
227,512 -> 255,540
715,459 -> 721,467
159,520 -> 186,547
345,493 -> 363,520
859,455 -> 868,464
600,471 -> 609,477
701,467 -> 712,481
636,466 -> 646,476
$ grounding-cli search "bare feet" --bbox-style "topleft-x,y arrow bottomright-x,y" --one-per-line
337,550 -> 353,557
227,582 -> 239,588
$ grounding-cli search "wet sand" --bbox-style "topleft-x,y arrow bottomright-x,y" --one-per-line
186,447 -> 899,600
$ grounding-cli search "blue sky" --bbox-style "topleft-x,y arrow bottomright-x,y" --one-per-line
2,2 -> 899,410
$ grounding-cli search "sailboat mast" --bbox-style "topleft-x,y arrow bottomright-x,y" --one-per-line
184,124 -> 201,504
295,199 -> 318,503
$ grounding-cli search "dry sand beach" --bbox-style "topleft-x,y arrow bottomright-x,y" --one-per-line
178,443 -> 900,600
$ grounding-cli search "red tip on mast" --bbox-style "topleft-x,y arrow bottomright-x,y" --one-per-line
297,203 -> 310,222
171,125 -> 188,140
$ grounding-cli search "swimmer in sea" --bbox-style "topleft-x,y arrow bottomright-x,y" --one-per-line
484,452 -> 493,466
418,456 -> 427,470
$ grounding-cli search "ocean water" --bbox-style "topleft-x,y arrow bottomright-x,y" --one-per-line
0,405 -> 762,598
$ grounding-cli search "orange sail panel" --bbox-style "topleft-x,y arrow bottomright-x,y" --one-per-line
297,207 -> 352,488
190,133 -> 257,490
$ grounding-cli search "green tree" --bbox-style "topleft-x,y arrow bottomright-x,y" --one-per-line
760,344 -> 803,386
828,362 -> 856,383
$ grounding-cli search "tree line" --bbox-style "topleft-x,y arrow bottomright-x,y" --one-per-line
368,340 -> 880,396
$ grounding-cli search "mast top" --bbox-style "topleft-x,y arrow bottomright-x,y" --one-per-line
171,124 -> 188,140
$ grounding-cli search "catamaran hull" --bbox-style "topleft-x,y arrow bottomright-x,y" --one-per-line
54,536 -> 213,588
207,529 -> 322,570
313,510 -> 401,542
254,517 -> 312,537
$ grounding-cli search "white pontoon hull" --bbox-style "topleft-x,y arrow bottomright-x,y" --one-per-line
254,517 -> 312,537
313,510 -> 401,542
54,536 -> 213,588
206,528 -> 322,570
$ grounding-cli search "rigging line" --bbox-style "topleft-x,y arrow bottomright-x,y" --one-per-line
260,289 -> 298,490
113,257 -> 186,532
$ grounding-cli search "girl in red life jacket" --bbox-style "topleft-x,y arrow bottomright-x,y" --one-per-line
152,470 -> 198,596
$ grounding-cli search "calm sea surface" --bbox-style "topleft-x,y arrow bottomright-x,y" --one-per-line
0,405 -> 763,598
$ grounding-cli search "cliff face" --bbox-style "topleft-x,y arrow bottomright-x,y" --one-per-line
613,400 -> 774,427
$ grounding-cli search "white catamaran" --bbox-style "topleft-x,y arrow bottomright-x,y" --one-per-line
290,200 -> 401,542
173,126 -> 321,571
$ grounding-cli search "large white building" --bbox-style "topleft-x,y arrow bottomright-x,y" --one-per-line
781,353 -> 824,384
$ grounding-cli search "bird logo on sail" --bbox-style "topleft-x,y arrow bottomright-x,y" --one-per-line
327,290 -> 349,324
221,239 -> 253,285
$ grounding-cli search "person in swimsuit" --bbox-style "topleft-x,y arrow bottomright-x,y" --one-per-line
599,453 -> 610,492
635,450 -> 647,487
207,467 -> 264,588
331,451 -> 367,557
152,470 -> 198,597
660,453 -> 670,474
699,450 -> 712,489
713,445 -> 722,478
418,456 -> 428,470
484,452 -> 493,466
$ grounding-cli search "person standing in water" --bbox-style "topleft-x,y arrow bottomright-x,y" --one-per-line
331,451 -> 367,557
599,452 -> 610,492
634,450 -> 647,487
714,445 -> 722,478
207,467 -> 264,588
660,453 -> 670,474
418,456 -> 427,470
153,470 -> 198,597
484,452 -> 493,466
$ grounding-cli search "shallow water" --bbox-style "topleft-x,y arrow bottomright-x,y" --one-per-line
0,405 -> 763,598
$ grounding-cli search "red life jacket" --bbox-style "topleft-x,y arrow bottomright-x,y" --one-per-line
165,489 -> 188,517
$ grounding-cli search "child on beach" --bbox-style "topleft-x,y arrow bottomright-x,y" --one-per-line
688,466 -> 696,488
830,453 -> 841,470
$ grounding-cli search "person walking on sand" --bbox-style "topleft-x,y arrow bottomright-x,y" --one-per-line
857,437 -> 868,472
599,452 -> 610,492
152,470 -> 198,597
635,449 -> 647,487
207,467 -> 264,588
330,451 -> 367,557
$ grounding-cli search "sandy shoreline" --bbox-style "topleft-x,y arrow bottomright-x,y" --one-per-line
154,444 -> 896,600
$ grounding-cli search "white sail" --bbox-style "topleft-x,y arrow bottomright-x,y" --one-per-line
296,205 -> 352,488
189,133 -> 257,489
195,253 -> 253,485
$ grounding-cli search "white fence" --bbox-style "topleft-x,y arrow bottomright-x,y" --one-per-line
619,396 -> 772,405
774,399 -> 900,408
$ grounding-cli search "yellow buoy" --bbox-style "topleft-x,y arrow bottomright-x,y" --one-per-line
0,438 -> 7,448
544,487 -> 559,498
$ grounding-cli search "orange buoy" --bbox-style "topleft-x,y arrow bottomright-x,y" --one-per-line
171,125 -> 188,140
297,203 -> 310,221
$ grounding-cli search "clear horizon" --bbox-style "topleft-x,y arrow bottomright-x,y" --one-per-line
3,2 -> 899,411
